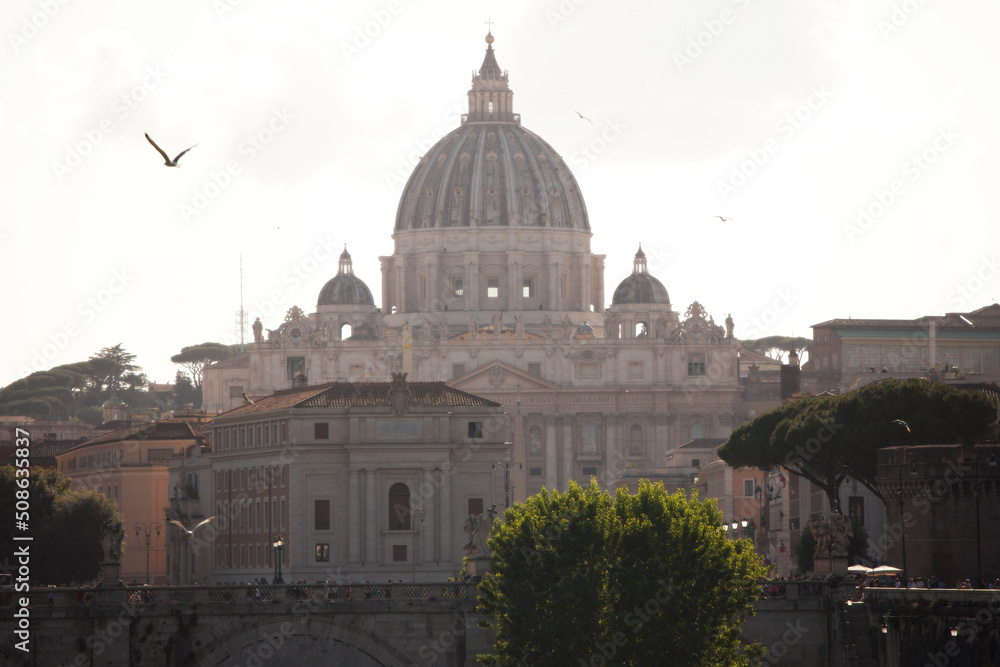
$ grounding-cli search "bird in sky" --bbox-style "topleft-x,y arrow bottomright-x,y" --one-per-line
715,216 -> 734,222
574,110 -> 593,125
145,133 -> 198,167
891,419 -> 911,432
167,517 -> 215,538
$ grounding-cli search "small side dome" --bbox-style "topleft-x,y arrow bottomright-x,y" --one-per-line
611,245 -> 670,305
576,323 -> 595,336
317,247 -> 375,306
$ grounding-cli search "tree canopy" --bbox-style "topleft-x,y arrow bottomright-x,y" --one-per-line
170,342 -> 235,388
718,379 -> 999,507
477,480 -> 765,667
0,467 -> 123,585
0,345 -> 154,421
740,335 -> 812,362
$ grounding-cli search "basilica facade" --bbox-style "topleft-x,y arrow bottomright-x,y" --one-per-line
201,33 -> 744,504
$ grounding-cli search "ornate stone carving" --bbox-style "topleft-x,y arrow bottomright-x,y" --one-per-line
388,372 -> 409,415
488,365 -> 505,388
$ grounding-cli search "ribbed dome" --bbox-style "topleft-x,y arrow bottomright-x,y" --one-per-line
393,36 -> 588,232
317,248 -> 375,306
612,274 -> 670,305
611,245 -> 670,305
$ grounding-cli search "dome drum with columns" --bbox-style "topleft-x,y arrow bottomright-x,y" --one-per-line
202,33 -> 747,510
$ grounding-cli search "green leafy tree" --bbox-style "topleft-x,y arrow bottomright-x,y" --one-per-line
719,379 -> 998,508
89,344 -> 145,394
0,467 -> 123,585
171,370 -> 201,408
170,342 -> 234,388
740,335 -> 812,361
477,480 -> 765,667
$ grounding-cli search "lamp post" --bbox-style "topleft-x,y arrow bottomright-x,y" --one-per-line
895,485 -> 907,582
272,536 -> 284,584
134,521 -> 162,585
493,455 -> 522,509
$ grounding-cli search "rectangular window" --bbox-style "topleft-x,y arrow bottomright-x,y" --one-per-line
528,363 -> 541,377
468,421 -> 483,438
582,466 -> 598,477
314,422 -> 329,440
286,356 -> 306,381
420,276 -> 427,300
628,361 -> 643,378
529,467 -> 543,477
687,354 -> 706,376
743,479 -> 754,497
522,278 -> 534,298
315,544 -> 330,562
453,277 -> 464,297
452,363 -> 466,379
229,385 -> 244,398
315,499 -> 330,530
691,458 -> 700,468
848,496 -> 865,526
487,277 -> 500,298
468,498 -> 484,517
578,362 -> 600,379
393,545 -> 407,562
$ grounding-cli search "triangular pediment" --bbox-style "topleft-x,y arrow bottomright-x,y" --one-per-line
451,361 -> 558,392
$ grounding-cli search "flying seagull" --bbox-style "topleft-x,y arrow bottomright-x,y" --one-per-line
242,392 -> 254,404
715,216 -> 734,222
574,110 -> 593,125
891,419 -> 911,432
167,517 -> 215,538
145,133 -> 198,167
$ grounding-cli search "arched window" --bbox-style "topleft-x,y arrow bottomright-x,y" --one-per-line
689,423 -> 705,440
628,424 -> 643,455
388,483 -> 411,530
528,425 -> 543,456
635,322 -> 648,338
340,323 -> 352,340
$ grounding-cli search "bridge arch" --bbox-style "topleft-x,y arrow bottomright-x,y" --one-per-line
195,614 -> 411,666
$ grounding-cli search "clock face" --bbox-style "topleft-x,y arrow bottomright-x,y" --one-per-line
288,324 -> 305,341
686,318 -> 707,339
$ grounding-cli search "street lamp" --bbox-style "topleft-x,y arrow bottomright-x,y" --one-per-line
895,485 -> 907,581
134,521 -> 162,585
272,536 -> 285,584
493,455 -> 522,509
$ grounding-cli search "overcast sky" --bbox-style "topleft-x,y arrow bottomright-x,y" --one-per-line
3,0 -> 998,389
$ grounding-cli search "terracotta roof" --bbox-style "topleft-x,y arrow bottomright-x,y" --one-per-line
674,438 -> 726,451
207,352 -> 250,370
813,304 -> 1000,331
70,421 -> 201,450
220,381 -> 500,418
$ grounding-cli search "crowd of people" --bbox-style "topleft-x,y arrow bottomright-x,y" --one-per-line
859,575 -> 1000,590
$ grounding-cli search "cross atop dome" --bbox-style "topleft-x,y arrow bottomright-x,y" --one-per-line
465,31 -> 517,124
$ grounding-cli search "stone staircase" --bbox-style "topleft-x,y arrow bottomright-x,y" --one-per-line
839,601 -> 879,666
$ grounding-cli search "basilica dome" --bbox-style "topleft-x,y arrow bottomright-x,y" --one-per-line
317,248 -> 375,307
393,35 -> 589,232
611,246 -> 670,305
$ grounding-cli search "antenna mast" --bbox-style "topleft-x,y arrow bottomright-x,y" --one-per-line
236,254 -> 248,346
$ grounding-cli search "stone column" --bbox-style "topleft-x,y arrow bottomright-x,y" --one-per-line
594,256 -> 605,312
604,413 -> 619,487
544,414 -> 558,491
365,469 -> 377,564
547,255 -> 560,310
465,252 -> 479,310
439,465 -> 451,564
562,416 -> 574,490
349,470 -> 361,563
508,252 -> 522,310
380,259 -> 391,317
580,257 -> 590,312
395,257 -> 408,313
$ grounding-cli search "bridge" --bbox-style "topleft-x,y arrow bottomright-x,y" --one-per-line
0,582 -> 487,666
